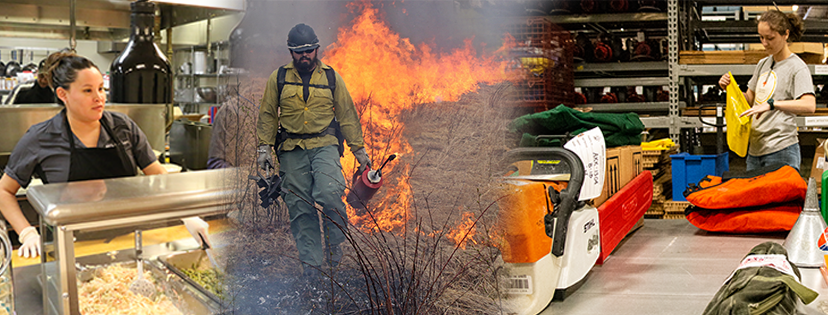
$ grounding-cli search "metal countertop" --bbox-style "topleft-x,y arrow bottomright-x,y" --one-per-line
12,236 -> 213,314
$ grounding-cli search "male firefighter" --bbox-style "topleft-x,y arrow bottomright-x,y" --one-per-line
256,23 -> 371,277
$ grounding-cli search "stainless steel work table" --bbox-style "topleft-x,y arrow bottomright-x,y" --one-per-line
544,219 -> 828,315
12,230 -> 235,314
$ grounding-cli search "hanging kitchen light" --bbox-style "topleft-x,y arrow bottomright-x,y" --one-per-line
109,0 -> 171,104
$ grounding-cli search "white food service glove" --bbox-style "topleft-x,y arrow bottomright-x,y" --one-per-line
181,217 -> 211,248
18,226 -> 41,258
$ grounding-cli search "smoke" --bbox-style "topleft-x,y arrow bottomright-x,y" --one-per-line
231,0 -> 523,75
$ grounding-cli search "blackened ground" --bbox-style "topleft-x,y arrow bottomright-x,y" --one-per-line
219,225 -> 373,315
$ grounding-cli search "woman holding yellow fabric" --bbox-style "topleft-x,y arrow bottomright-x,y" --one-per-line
718,10 -> 815,172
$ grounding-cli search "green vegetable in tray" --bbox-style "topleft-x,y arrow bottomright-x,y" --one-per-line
181,266 -> 225,299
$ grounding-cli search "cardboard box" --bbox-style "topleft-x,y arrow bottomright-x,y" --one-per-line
750,42 -> 824,54
622,145 -> 643,185
593,145 -> 642,207
811,138 -> 826,188
680,50 -> 745,64
594,147 -> 621,207
748,42 -> 825,64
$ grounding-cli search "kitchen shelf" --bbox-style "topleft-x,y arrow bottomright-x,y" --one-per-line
174,41 -> 233,114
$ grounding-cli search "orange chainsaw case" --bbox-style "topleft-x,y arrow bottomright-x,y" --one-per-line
497,179 -> 567,264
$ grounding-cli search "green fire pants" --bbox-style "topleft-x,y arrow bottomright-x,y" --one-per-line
279,145 -> 348,267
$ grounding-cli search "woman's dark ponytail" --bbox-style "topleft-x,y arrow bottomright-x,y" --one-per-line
41,51 -> 100,106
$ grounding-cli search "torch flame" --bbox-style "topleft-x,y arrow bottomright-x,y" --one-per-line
323,0 -> 506,237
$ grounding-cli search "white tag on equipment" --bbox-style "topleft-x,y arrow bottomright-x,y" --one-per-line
564,127 -> 605,201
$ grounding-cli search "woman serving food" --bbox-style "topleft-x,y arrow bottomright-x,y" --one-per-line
0,51 -> 209,259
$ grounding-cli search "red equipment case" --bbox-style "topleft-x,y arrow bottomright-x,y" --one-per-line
596,171 -> 653,264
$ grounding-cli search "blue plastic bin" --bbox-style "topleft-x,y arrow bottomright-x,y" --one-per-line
670,152 -> 729,202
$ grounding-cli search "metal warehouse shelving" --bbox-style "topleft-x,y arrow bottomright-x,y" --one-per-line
676,1 -> 828,138
539,4 -> 672,117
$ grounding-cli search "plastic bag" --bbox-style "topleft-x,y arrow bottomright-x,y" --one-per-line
725,71 -> 752,157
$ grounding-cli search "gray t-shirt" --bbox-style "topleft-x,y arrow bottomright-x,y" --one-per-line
4,110 -> 157,187
747,54 -> 814,156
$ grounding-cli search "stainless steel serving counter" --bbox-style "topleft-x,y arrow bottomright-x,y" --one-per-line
26,169 -> 240,315
13,236 -> 220,314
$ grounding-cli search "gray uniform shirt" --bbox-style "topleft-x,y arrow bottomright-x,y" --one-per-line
3,110 -> 157,187
747,54 -> 814,156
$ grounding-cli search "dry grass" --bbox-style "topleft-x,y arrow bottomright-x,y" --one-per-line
217,77 -> 516,314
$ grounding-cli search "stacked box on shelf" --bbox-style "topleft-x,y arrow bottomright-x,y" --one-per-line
593,145 -> 643,207
643,148 -> 676,218
504,17 -> 574,112
663,200 -> 690,220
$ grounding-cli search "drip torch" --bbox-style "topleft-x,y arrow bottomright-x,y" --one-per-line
347,154 -> 397,210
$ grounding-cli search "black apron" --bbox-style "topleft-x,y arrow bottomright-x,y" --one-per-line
36,112 -> 139,244
37,111 -> 136,184
65,112 -> 136,182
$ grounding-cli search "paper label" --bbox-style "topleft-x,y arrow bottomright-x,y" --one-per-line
637,31 -> 645,42
724,254 -> 799,284
564,127 -> 605,201
815,65 -> 828,75
636,86 -> 643,94
505,275 -> 533,294
603,87 -> 612,94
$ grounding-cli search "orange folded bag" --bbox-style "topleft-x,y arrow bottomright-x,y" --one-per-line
683,164 -> 806,210
685,202 -> 802,233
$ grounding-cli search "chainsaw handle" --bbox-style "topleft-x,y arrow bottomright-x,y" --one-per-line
500,147 -> 585,201
501,147 -> 585,257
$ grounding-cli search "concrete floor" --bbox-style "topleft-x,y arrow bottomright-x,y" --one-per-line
542,219 -> 828,315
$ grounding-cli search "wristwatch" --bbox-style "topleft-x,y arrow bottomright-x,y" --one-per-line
767,98 -> 775,111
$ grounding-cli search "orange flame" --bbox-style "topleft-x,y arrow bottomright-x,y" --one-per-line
445,212 -> 478,250
323,0 -> 506,235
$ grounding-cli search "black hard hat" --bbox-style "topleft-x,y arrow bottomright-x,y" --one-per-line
287,23 -> 319,52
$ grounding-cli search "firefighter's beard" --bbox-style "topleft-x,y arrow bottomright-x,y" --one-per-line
294,55 -> 318,73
